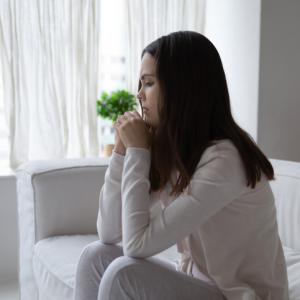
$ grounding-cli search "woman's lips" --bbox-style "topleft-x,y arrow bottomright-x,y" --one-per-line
142,109 -> 148,122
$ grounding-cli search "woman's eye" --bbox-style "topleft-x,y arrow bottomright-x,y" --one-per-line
145,82 -> 153,87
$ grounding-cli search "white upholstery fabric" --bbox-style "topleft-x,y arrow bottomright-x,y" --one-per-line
269,159 -> 300,251
31,237 -> 300,300
269,159 -> 300,300
33,235 -> 99,300
16,169 -> 39,300
32,234 -> 179,300
17,157 -> 109,241
283,246 -> 300,300
15,157 -> 109,300
16,157 -> 300,300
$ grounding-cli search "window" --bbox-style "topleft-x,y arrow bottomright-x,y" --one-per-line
97,0 -> 128,156
0,0 -> 129,164
0,65 -> 10,171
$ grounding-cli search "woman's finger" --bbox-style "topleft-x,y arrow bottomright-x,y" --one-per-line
131,110 -> 142,119
113,117 -> 123,129
124,111 -> 137,120
116,115 -> 127,126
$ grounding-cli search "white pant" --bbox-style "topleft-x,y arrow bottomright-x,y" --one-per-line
73,240 -> 226,300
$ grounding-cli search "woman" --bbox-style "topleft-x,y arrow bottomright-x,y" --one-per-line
73,31 -> 289,300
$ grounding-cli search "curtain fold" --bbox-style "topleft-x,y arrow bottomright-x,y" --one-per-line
125,0 -> 206,95
0,0 -> 100,170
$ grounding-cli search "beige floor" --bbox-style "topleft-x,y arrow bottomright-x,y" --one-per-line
0,282 -> 19,300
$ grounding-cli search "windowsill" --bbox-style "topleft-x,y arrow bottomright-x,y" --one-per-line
0,167 -> 14,177
0,156 -> 112,178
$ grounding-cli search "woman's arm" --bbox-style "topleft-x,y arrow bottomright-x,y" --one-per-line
97,151 -> 125,243
121,146 -> 245,258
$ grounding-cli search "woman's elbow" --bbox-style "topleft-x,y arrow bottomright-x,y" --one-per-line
123,241 -> 149,258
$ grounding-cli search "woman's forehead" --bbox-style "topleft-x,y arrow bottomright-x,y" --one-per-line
140,53 -> 156,77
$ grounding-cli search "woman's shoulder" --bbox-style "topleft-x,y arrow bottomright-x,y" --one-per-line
198,138 -> 269,188
211,138 -> 238,152
195,138 -> 252,187
198,138 -> 240,167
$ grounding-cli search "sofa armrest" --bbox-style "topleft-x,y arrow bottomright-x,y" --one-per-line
15,157 -> 109,300
16,157 -> 109,242
269,158 -> 300,251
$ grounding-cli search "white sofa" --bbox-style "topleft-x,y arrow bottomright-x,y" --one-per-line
15,157 -> 300,300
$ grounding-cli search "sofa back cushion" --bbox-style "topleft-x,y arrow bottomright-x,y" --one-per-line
16,158 -> 108,242
269,158 -> 300,251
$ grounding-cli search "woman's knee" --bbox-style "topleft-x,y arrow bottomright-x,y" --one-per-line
102,256 -> 141,275
77,240 -> 123,269
97,256 -> 145,300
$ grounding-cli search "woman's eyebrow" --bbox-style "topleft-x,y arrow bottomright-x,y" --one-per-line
140,74 -> 155,80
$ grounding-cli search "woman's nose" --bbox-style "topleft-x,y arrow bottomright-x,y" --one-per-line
137,90 -> 145,102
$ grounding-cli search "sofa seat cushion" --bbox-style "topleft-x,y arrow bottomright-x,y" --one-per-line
33,234 -> 100,300
32,234 -> 181,300
284,246 -> 300,299
33,234 -> 299,300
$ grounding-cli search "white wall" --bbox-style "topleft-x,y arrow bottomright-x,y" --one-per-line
0,176 -> 18,285
204,0 -> 300,162
257,0 -> 300,161
204,0 -> 261,142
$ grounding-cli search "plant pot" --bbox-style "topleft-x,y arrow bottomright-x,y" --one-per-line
103,144 -> 115,157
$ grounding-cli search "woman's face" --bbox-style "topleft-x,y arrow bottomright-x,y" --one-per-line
137,53 -> 160,128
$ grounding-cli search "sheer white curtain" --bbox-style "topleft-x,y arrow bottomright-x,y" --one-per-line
0,0 -> 101,170
125,0 -> 207,95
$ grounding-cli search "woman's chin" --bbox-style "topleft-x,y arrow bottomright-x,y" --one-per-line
143,115 -> 157,130
145,121 -> 152,130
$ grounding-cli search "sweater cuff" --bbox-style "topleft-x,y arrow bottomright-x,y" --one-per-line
126,147 -> 151,158
124,147 -> 151,178
108,151 -> 125,181
111,150 -> 125,161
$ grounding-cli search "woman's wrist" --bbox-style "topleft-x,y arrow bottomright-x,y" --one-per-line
113,144 -> 126,156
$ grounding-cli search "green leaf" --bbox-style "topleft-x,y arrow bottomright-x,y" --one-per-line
96,89 -> 138,121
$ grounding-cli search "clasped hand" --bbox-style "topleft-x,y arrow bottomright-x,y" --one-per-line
113,111 -> 153,150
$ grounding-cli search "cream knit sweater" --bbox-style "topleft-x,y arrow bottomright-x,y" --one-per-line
97,139 -> 289,300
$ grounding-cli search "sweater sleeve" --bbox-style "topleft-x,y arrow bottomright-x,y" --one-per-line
121,146 -> 246,258
97,151 -> 125,243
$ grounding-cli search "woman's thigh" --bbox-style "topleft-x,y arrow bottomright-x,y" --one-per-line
73,240 -> 124,300
98,255 -> 225,300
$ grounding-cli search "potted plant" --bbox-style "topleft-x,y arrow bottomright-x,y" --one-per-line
97,89 -> 138,156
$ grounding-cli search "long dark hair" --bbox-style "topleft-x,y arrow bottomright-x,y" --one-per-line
138,31 -> 274,197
